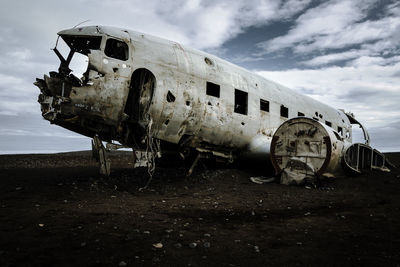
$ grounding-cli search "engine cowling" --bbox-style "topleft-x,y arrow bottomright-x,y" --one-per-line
270,117 -> 345,184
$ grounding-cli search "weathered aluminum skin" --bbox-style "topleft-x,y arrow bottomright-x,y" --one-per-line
35,25 -> 360,167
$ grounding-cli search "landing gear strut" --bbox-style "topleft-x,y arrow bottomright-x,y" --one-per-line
92,135 -> 111,176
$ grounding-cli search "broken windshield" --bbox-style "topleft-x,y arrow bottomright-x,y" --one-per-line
60,35 -> 102,55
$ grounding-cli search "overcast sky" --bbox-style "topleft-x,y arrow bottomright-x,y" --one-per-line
0,0 -> 399,154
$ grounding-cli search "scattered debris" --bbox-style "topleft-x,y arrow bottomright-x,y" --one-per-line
152,243 -> 163,249
250,177 -> 276,184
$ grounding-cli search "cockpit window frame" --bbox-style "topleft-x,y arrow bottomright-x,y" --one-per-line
60,35 -> 102,55
104,37 -> 129,61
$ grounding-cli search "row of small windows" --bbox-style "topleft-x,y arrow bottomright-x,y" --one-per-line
206,82 -> 249,115
205,81 -> 345,136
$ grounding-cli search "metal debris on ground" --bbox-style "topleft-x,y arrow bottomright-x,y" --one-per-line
249,176 -> 276,184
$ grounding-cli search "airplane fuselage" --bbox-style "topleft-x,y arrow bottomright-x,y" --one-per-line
35,26 -> 387,180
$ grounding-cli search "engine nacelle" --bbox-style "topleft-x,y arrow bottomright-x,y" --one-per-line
270,117 -> 345,184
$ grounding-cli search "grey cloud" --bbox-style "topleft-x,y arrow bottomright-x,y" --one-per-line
369,121 -> 400,152
0,0 -> 398,154
257,0 -> 399,60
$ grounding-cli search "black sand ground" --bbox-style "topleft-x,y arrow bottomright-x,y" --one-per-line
0,151 -> 399,267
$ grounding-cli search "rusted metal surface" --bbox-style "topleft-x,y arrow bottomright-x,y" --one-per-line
34,25 -> 389,179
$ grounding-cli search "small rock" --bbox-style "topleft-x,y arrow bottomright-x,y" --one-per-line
296,242 -> 303,245
254,245 -> 260,253
189,242 -> 197,248
15,187 -> 22,191
174,243 -> 182,248
125,234 -> 134,241
204,233 -> 211,237
80,242 -> 86,247
152,243 -> 163,249
38,224 -> 44,227
251,211 -> 255,216
165,229 -> 173,233
119,261 -> 127,267
203,242 -> 211,248
143,231 -> 150,234
304,212 -> 311,216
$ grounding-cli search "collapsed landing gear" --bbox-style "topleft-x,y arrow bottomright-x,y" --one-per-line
180,148 -> 233,176
92,135 -> 111,176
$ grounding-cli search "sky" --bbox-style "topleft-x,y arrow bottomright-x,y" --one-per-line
0,0 -> 399,154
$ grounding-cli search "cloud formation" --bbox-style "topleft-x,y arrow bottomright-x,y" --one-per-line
0,0 -> 399,153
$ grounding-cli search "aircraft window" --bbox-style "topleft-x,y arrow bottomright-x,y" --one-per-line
325,121 -> 332,127
298,112 -> 305,116
234,89 -> 248,115
206,82 -> 220,98
260,99 -> 269,112
338,126 -> 343,136
105,38 -> 129,61
280,105 -> 288,118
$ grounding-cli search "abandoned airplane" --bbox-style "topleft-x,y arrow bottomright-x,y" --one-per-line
34,25 -> 390,184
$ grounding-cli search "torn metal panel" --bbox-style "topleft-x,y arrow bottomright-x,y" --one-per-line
343,143 -> 390,173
